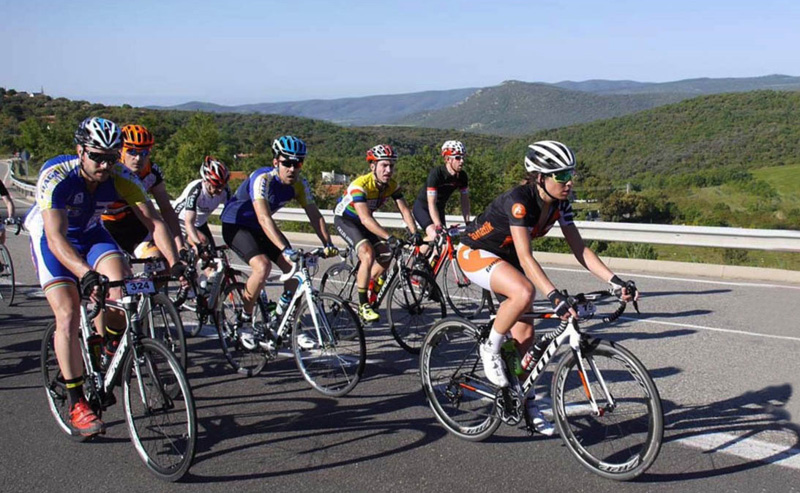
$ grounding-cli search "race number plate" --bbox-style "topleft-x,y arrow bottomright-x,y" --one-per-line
124,279 -> 156,295
143,259 -> 166,275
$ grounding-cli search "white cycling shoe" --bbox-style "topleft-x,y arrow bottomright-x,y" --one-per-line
296,333 -> 317,350
527,401 -> 556,437
479,342 -> 509,388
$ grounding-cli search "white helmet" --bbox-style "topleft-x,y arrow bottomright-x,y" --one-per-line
441,140 -> 466,157
524,140 -> 576,174
74,117 -> 123,151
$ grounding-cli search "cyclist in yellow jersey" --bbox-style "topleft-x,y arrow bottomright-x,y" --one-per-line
333,144 -> 420,322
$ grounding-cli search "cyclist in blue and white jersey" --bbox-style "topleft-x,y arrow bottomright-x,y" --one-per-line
220,136 -> 337,335
25,117 -> 188,437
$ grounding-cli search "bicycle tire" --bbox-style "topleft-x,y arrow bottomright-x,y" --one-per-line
41,321 -> 93,442
293,292 -> 365,397
320,262 -> 357,306
387,268 -> 446,354
419,317 -> 501,441
123,338 -> 197,482
552,339 -> 663,481
216,281 -> 268,376
440,256 -> 484,319
0,244 -> 15,307
141,293 -> 187,369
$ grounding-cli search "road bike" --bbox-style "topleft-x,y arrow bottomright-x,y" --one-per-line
408,225 -> 487,319
41,274 -> 197,481
217,248 -> 366,397
419,286 -> 663,481
0,217 -> 23,307
320,238 -> 446,354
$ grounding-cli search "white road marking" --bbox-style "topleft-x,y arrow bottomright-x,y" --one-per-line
676,432 -> 800,470
620,316 -> 800,343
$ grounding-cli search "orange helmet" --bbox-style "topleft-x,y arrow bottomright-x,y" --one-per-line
121,124 -> 155,149
366,144 -> 397,163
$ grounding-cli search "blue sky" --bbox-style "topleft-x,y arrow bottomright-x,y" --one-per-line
2,0 -> 798,106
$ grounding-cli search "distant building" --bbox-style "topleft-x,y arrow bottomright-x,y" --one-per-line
321,170 -> 348,185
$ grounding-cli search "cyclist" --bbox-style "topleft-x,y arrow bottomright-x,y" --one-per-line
413,140 -> 470,257
333,144 -> 421,322
102,124 -> 185,258
25,117 -> 187,436
220,136 -> 337,340
456,140 -> 639,435
0,178 -> 16,245
173,156 -> 232,251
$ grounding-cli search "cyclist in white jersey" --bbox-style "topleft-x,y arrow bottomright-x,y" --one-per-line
173,156 -> 232,250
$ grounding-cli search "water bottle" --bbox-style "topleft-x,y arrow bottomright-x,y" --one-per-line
87,334 -> 103,371
521,334 -> 555,371
275,290 -> 292,317
501,338 -> 523,376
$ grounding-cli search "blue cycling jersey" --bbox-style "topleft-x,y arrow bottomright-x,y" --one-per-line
25,155 -> 148,239
220,167 -> 313,229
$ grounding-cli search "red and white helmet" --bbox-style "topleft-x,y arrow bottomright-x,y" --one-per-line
366,144 -> 397,162
441,140 -> 466,157
200,156 -> 230,187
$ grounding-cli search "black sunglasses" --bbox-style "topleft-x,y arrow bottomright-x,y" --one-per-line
451,155 -> 465,161
279,159 -> 303,169
85,151 -> 120,164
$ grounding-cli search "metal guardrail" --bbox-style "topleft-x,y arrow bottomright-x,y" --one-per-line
2,158 -> 797,252
6,159 -> 36,197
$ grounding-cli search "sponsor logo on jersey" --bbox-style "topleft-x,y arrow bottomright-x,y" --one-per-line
511,203 -> 526,219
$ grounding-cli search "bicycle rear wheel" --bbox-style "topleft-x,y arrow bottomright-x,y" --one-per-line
440,257 -> 484,319
41,322 -> 93,442
293,292 -> 365,397
216,282 -> 268,376
141,293 -> 187,369
319,262 -> 357,306
387,269 -> 446,354
123,338 -> 197,482
420,317 -> 501,441
552,339 -> 663,481
0,244 -> 15,307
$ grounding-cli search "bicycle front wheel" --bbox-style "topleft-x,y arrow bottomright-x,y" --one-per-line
319,261 -> 357,306
123,338 -> 197,482
420,317 -> 501,441
0,244 -> 15,307
440,257 -> 484,319
293,292 -> 365,397
387,269 -> 446,354
141,293 -> 187,369
552,339 -> 663,481
216,282 -> 268,376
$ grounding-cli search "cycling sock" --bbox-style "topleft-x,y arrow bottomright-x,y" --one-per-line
487,328 -> 505,354
358,288 -> 368,306
65,376 -> 85,408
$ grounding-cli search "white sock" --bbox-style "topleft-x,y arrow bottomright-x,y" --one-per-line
487,329 -> 505,354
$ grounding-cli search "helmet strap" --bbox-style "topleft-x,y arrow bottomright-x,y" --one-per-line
537,174 -> 560,202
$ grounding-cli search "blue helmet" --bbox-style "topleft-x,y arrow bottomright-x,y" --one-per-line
272,135 -> 307,160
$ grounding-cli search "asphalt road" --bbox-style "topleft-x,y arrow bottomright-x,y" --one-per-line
2,205 -> 800,492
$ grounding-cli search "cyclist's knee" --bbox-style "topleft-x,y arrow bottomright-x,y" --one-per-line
249,256 -> 271,281
357,244 -> 375,264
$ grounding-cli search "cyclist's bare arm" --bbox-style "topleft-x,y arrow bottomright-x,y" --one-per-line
253,198 -> 290,250
183,209 -> 206,246
41,209 -> 92,278
460,192 -> 470,224
130,201 -> 180,266
427,192 -> 443,228
150,182 -> 185,251
354,202 -> 391,240
396,198 -> 418,234
304,202 -> 333,245
2,195 -> 14,218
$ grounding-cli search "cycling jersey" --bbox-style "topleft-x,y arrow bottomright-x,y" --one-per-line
220,167 -> 313,229
413,166 -> 468,212
101,162 -> 163,222
334,172 -> 404,222
173,179 -> 232,228
461,183 -> 574,259
25,155 -> 148,239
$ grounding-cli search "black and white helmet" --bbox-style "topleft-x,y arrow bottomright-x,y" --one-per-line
74,117 -> 123,151
524,140 -> 576,174
441,140 -> 466,157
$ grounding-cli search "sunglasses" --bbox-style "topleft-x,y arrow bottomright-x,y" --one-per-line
451,155 -> 465,161
125,148 -> 151,158
550,169 -> 575,184
85,151 -> 120,164
279,159 -> 303,169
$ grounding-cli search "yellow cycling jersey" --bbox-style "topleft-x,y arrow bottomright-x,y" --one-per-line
333,172 -> 403,221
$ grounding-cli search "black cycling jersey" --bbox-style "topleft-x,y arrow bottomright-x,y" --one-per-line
0,180 -> 9,197
414,166 -> 469,212
461,183 -> 574,259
